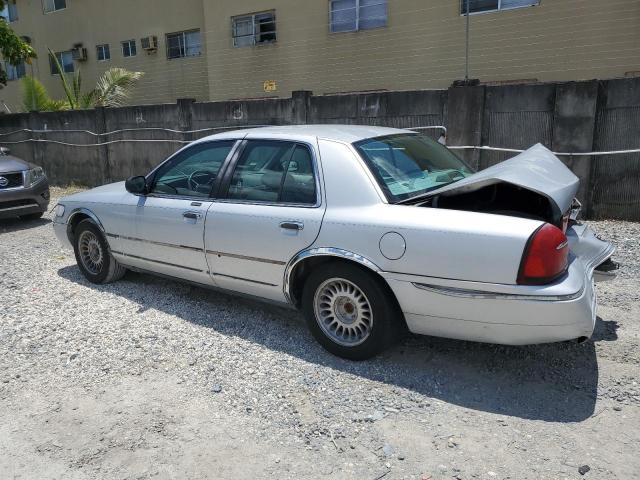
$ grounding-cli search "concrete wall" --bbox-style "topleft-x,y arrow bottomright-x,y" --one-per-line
1,77 -> 639,220
0,0 -> 639,109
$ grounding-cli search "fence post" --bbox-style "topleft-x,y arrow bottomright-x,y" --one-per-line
27,111 -> 44,175
551,81 -> 599,217
94,107 -> 111,184
446,85 -> 485,169
178,98 -> 196,142
292,90 -> 312,125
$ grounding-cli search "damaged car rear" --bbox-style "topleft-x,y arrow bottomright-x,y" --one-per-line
354,132 -> 616,348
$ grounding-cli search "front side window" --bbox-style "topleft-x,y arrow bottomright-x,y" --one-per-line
5,61 -> 26,80
232,11 -> 276,47
166,29 -> 201,59
330,0 -> 387,33
1,0 -> 18,22
96,44 -> 110,61
460,0 -> 540,14
227,141 -> 317,205
43,0 -> 66,13
151,141 -> 235,198
355,134 -> 474,203
49,51 -> 74,74
121,39 -> 137,58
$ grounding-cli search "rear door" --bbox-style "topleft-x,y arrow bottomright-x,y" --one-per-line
123,140 -> 237,284
205,139 -> 325,302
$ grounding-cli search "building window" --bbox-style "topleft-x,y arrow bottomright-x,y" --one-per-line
1,0 -> 18,22
330,0 -> 387,33
121,39 -> 137,58
49,51 -> 73,74
460,0 -> 540,14
232,11 -> 276,47
166,30 -> 201,59
43,0 -> 66,14
5,61 -> 26,80
96,44 -> 110,61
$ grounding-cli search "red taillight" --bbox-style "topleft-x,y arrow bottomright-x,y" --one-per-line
517,223 -> 569,285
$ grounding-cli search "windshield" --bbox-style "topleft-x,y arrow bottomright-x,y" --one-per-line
354,133 -> 474,203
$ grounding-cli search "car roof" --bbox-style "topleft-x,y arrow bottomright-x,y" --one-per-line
191,124 -> 411,145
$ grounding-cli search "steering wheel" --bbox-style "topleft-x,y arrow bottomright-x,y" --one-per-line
188,170 -> 216,192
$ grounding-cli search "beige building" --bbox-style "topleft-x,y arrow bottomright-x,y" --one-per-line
1,0 -> 639,111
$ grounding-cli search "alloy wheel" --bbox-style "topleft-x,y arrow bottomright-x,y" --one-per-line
313,277 -> 374,347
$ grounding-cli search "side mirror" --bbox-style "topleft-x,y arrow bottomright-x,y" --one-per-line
125,176 -> 148,195
0,146 -> 10,155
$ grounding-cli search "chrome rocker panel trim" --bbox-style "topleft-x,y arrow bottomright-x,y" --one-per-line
412,282 -> 585,302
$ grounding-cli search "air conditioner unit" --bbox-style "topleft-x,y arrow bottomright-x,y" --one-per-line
71,47 -> 88,61
141,36 -> 158,52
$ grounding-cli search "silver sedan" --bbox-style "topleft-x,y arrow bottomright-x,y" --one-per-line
53,125 -> 616,360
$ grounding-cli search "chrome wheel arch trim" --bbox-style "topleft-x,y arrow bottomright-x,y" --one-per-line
65,208 -> 106,242
283,247 -> 382,304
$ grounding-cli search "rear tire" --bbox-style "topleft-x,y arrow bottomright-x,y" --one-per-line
73,219 -> 126,284
301,262 -> 401,360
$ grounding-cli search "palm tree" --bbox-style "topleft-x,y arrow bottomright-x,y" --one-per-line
20,49 -> 144,111
21,76 -> 66,112
91,67 -> 145,108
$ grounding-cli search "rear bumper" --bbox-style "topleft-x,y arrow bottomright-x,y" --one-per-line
0,179 -> 50,219
383,224 -> 614,345
388,275 -> 597,345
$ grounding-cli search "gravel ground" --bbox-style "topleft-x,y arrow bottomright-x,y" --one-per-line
1,187 -> 638,480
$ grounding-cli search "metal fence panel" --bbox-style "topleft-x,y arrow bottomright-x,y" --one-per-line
480,110 -> 554,170
591,106 -> 640,220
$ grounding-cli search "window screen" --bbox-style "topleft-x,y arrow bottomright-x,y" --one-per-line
97,44 -> 110,61
330,0 -> 387,32
167,30 -> 201,59
43,0 -> 66,13
49,51 -> 74,74
5,61 -> 26,80
461,0 -> 539,14
232,11 -> 276,47
122,40 -> 137,58
1,0 -> 18,21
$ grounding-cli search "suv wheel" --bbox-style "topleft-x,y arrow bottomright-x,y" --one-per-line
19,211 -> 44,221
73,219 -> 126,284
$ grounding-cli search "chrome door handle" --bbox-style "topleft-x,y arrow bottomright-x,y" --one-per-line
280,221 -> 304,231
183,211 -> 202,220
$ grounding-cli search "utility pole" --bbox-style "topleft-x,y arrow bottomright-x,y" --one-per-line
465,0 -> 470,82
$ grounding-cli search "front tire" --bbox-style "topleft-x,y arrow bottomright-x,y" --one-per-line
73,219 -> 126,284
301,262 -> 400,360
19,211 -> 44,221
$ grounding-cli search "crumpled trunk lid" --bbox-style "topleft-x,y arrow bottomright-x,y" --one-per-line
430,144 -> 579,218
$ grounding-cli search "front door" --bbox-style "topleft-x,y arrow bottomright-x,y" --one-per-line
205,139 -> 325,302
123,140 -> 237,284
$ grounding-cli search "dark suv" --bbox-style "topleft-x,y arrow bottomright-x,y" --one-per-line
0,147 -> 50,220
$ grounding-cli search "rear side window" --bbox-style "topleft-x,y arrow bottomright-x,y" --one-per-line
227,140 -> 317,205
